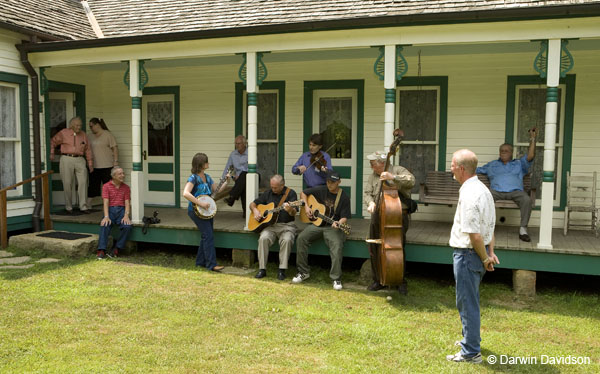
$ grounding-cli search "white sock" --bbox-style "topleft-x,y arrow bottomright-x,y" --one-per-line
520,227 -> 528,235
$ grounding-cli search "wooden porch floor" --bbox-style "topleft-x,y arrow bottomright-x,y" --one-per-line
52,206 -> 600,257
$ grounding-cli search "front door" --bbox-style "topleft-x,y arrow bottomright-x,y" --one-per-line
142,94 -> 176,206
312,89 -> 358,214
48,92 -> 76,207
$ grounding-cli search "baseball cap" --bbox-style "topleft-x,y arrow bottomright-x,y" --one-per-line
367,150 -> 386,161
326,170 -> 341,182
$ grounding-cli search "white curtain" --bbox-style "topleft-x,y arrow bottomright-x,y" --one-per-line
0,85 -> 17,189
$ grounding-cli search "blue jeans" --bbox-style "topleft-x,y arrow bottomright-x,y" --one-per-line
453,248 -> 487,357
188,210 -> 217,270
98,206 -> 133,250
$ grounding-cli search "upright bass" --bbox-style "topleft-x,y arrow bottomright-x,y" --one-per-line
366,129 -> 405,286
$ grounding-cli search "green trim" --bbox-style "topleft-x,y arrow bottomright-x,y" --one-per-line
148,180 -> 174,192
132,162 -> 143,172
505,75 -> 575,209
237,53 -> 247,84
396,45 -> 408,81
335,166 -> 352,179
0,71 -> 31,198
546,86 -> 559,102
373,46 -> 385,81
131,97 -> 141,109
148,162 -> 173,174
235,81 -> 286,176
6,215 -> 33,232
543,170 -> 555,182
303,80 -> 364,217
44,80 -> 86,209
138,60 -> 149,91
257,52 -> 268,86
248,164 -> 257,173
143,86 -> 181,207
52,220 -> 600,276
560,40 -> 574,77
533,40 -> 548,78
50,162 -> 60,173
384,88 -> 396,103
247,92 -> 258,106
397,76 -> 448,171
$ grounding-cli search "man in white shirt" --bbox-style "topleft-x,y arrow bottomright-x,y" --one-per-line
446,149 -> 499,364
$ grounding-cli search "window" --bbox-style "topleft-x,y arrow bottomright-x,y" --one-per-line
514,85 -> 565,202
0,83 -> 21,194
243,91 -> 279,189
396,86 -> 440,194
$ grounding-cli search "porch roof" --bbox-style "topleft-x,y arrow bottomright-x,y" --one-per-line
8,0 -> 600,54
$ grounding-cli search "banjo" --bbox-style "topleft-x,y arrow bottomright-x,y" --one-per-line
193,166 -> 234,220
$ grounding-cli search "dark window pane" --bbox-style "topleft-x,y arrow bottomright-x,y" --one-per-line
257,143 -> 277,190
319,97 -> 352,159
256,93 -> 277,139
398,90 -> 437,141
398,144 -> 436,194
147,101 -> 173,156
517,88 -> 561,143
0,142 -> 15,189
0,86 -> 17,137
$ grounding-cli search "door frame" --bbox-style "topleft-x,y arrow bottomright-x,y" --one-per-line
142,86 -> 181,208
303,80 -> 364,217
44,80 -> 86,211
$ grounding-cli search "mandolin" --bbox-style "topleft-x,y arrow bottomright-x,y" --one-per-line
300,194 -> 351,235
247,200 -> 304,232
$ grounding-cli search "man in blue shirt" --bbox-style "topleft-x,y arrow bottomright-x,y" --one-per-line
223,135 -> 249,215
476,128 -> 537,242
291,133 -> 332,188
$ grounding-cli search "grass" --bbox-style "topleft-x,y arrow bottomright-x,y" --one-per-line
0,245 -> 599,374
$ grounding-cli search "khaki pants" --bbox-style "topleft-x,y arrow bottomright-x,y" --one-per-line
257,222 -> 297,269
296,224 -> 346,281
59,155 -> 89,211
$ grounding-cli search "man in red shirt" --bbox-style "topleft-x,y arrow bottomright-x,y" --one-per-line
97,167 -> 132,259
50,117 -> 94,213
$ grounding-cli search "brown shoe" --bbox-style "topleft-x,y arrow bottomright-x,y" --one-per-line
212,265 -> 225,272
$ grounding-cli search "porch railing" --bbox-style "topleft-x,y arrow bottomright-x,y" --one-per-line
0,171 -> 53,249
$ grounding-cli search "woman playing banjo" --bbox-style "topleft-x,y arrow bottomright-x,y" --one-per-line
183,153 -> 226,271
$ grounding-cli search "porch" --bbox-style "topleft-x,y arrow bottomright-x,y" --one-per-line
50,207 -> 600,276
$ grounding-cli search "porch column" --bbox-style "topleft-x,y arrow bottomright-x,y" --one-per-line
129,59 -> 144,224
245,52 -> 259,229
537,39 -> 561,250
383,45 -> 397,152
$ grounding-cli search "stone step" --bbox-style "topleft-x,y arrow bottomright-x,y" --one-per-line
9,230 -> 100,257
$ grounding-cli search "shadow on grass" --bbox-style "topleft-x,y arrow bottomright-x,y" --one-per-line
115,243 -> 600,321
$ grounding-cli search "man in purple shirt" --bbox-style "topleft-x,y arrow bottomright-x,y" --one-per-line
291,133 -> 332,188
476,128 -> 537,242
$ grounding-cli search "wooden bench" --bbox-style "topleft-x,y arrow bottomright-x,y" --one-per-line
418,171 -> 536,209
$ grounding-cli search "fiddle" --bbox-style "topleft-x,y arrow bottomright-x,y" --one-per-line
309,151 -> 328,170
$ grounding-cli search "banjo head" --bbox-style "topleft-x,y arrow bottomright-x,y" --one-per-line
195,195 -> 217,219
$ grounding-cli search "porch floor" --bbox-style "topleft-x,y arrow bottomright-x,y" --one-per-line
51,206 -> 600,257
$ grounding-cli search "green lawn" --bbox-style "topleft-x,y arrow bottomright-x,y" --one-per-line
1,247 -> 598,373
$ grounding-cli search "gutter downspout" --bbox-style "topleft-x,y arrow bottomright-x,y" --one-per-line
19,46 -> 43,232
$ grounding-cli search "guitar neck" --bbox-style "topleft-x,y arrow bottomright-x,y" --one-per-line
314,211 -> 336,226
266,201 -> 302,215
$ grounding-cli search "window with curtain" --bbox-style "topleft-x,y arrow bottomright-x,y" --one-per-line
514,85 -> 564,201
396,87 -> 440,194
0,83 -> 19,190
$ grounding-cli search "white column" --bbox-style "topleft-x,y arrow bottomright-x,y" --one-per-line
383,45 -> 396,152
537,39 -> 561,250
129,59 -> 144,224
245,52 -> 259,229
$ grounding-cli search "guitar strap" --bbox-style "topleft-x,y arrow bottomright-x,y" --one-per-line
274,188 -> 291,224
277,187 -> 290,208
333,189 -> 342,215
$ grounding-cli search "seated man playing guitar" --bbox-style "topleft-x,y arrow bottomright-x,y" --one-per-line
293,170 -> 351,291
249,175 -> 299,280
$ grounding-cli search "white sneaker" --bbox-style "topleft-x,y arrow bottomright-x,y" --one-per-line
333,280 -> 343,290
292,273 -> 309,284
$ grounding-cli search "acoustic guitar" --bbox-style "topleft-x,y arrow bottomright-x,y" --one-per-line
248,200 -> 304,232
300,194 -> 351,235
